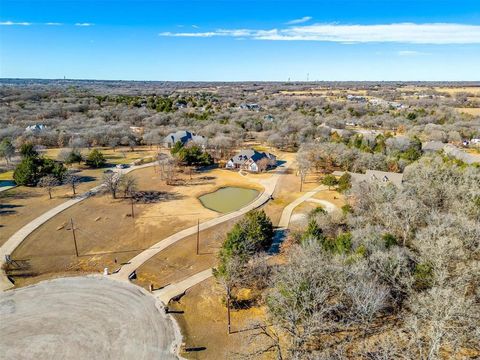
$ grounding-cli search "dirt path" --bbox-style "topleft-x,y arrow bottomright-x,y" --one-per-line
0,276 -> 180,359
0,162 -> 156,291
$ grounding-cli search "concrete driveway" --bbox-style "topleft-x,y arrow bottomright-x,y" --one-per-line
0,276 -> 180,359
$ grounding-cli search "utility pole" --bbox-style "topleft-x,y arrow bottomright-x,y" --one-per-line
226,286 -> 232,335
131,196 -> 134,219
70,218 -> 79,257
196,219 -> 200,255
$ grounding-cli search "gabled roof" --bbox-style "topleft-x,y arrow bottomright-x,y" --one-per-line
164,130 -> 205,144
333,170 -> 404,187
229,149 -> 275,165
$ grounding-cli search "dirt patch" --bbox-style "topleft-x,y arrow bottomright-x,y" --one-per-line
168,277 -> 266,359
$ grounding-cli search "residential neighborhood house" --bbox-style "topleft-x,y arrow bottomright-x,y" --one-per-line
333,170 -> 404,187
239,103 -> 261,111
163,130 -> 206,148
226,149 -> 277,172
25,124 -> 47,132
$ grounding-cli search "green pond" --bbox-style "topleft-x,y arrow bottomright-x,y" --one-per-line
199,187 -> 259,213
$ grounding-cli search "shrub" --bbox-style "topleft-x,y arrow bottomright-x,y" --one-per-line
413,262 -> 434,290
322,174 -> 338,190
13,147 -> 66,186
64,150 -> 83,164
383,233 -> 397,248
337,172 -> 352,192
85,149 -> 106,168
13,156 -> 38,186
302,218 -> 324,243
219,210 -> 273,264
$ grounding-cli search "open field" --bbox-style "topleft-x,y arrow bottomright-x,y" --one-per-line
434,86 -> 480,95
8,165 -> 267,287
455,107 -> 480,116
0,276 -> 179,359
0,167 -> 105,247
0,171 -> 13,181
39,145 -> 159,165
168,277 -> 266,359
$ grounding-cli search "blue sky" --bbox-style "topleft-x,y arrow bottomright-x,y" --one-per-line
1,0 -> 479,81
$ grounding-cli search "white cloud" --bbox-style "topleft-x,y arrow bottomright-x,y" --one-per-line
45,22 -> 62,26
0,21 -> 31,26
397,50 -> 430,56
75,22 -> 94,27
192,24 -> 199,29
159,23 -> 480,44
286,16 -> 312,25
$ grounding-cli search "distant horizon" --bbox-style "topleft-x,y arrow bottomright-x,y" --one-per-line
2,77 -> 480,84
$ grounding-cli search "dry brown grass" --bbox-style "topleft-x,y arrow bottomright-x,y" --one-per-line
455,107 -> 480,116
9,166 -> 267,287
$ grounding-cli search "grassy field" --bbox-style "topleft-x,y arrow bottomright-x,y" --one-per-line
434,86 -> 480,95
40,146 -> 159,165
4,146 -> 337,359
9,165 -> 267,286
455,107 -> 480,116
0,170 -> 13,180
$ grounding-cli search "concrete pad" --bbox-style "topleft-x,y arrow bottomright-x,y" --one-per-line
0,276 -> 180,359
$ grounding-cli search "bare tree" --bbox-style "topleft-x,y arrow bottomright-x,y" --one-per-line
102,172 -> 123,199
120,173 -> 138,198
38,175 -> 60,199
64,173 -> 81,195
296,154 -> 312,192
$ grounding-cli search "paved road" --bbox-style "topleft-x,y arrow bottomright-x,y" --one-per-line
149,184 -> 340,303
0,276 -> 180,359
154,268 -> 213,304
0,185 -> 16,193
306,198 -> 339,214
0,161 -> 157,291
277,185 -> 327,228
111,163 -> 288,282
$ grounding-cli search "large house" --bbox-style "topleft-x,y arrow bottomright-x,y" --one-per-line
163,130 -> 206,148
25,124 -> 47,133
239,103 -> 261,111
333,170 -> 404,188
226,149 -> 277,173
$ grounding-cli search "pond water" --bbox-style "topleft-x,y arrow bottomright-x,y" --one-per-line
199,186 -> 259,213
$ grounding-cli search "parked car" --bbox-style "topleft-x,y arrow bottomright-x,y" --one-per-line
115,164 -> 129,169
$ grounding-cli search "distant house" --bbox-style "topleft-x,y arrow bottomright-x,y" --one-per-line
163,130 -> 206,148
333,170 -> 404,188
346,95 -> 367,103
226,149 -> 277,173
239,103 -> 261,111
25,124 -> 47,132
175,102 -> 187,109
